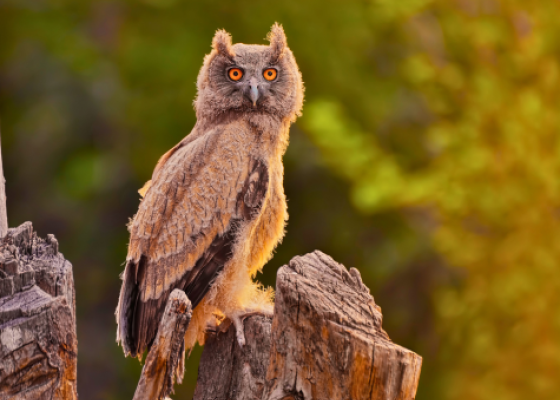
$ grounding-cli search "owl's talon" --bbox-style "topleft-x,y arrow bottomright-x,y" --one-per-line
232,315 -> 246,347
229,309 -> 273,347
205,311 -> 227,334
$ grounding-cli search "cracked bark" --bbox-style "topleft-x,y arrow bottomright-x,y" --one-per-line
0,222 -> 77,399
193,315 -> 272,400
193,251 -> 422,400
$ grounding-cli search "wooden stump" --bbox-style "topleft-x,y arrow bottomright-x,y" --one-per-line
0,222 -> 77,400
194,251 -> 422,400
193,315 -> 272,400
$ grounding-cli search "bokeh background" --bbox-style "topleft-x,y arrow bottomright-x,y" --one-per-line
1,0 -> 559,399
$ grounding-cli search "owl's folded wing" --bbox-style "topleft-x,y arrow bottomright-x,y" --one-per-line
116,128 -> 268,358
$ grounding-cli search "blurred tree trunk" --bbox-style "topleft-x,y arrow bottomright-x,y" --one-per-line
0,222 -> 77,399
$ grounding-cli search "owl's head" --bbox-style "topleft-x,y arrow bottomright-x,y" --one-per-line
195,23 -> 304,124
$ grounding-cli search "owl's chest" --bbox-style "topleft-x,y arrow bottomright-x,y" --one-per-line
215,118 -> 287,215
249,155 -> 286,228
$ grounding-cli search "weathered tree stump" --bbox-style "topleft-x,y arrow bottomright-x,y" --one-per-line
193,315 -> 272,400
0,222 -> 77,399
193,251 -> 422,400
133,289 -> 192,400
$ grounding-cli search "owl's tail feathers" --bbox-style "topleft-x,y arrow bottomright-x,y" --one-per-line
117,257 -> 183,361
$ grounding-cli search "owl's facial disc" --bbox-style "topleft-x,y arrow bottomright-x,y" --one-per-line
197,33 -> 303,121
226,64 -> 277,109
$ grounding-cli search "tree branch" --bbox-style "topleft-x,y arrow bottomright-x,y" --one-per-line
132,289 -> 192,400
0,123 -> 8,237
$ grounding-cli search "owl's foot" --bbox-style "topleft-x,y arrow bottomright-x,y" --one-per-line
205,311 -> 227,334
228,308 -> 274,347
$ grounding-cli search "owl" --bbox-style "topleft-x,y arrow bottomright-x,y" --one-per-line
116,23 -> 304,358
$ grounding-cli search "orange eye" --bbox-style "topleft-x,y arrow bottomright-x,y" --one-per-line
228,68 -> 243,81
263,68 -> 277,81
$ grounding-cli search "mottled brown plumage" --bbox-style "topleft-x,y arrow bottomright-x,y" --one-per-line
116,23 -> 304,358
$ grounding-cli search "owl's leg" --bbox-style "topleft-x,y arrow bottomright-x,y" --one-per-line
228,308 -> 274,347
204,310 -> 227,334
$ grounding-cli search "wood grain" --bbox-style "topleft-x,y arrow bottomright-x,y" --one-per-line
0,222 -> 77,399
193,315 -> 272,400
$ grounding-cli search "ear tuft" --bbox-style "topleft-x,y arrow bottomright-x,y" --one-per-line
267,23 -> 287,62
212,29 -> 235,58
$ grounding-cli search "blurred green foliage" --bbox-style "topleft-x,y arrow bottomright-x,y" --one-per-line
1,0 -> 559,399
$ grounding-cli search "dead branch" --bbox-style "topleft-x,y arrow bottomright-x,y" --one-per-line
132,289 -> 192,400
0,125 -> 8,237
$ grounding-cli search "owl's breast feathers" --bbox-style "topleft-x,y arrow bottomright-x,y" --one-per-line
116,123 -> 270,358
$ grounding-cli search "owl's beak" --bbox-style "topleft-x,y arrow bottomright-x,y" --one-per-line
248,78 -> 260,107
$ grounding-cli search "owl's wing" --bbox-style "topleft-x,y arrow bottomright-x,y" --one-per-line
116,126 -> 268,357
